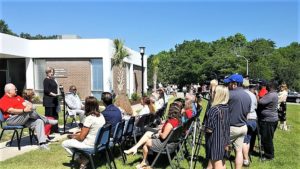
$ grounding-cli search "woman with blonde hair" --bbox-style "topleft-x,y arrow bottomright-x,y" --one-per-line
204,85 -> 230,169
278,83 -> 288,130
114,94 -> 133,118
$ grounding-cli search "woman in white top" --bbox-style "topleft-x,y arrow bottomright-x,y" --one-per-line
62,96 -> 105,168
278,83 -> 288,130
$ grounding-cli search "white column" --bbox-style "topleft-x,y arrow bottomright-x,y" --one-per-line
25,58 -> 34,89
129,63 -> 134,98
102,56 -> 111,92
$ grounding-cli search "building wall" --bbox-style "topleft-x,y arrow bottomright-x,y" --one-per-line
46,59 -> 91,99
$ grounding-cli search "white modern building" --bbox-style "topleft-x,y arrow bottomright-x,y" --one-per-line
0,33 -> 147,99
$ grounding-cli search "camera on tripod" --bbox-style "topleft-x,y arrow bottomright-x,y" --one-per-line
59,85 -> 64,95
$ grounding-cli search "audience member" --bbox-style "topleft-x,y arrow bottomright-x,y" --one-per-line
101,92 -> 122,133
0,83 -> 57,150
124,103 -> 181,168
224,73 -> 251,169
65,85 -> 85,125
62,96 -> 105,168
278,83 -> 288,130
43,67 -> 60,133
258,80 -> 268,98
257,81 -> 279,161
204,85 -> 230,169
138,96 -> 155,116
242,80 -> 258,167
114,94 -> 133,119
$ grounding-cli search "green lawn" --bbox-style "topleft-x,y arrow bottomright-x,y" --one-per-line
0,102 -> 299,169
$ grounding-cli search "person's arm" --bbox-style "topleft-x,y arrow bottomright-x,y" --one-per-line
159,122 -> 173,140
72,127 -> 89,141
7,105 -> 32,115
258,94 -> 271,105
43,79 -> 58,97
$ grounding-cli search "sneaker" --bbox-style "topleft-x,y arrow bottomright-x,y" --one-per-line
39,144 -> 50,150
47,119 -> 58,125
261,157 -> 274,162
243,160 -> 250,167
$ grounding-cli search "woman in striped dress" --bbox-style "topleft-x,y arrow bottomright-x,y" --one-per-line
204,85 -> 230,169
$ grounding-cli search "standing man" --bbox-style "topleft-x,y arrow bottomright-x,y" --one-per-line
101,92 -> 122,133
224,74 -> 251,169
257,81 -> 278,161
0,83 -> 57,150
65,85 -> 85,126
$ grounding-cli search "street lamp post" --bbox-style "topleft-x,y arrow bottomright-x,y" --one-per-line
139,46 -> 145,96
237,54 -> 249,76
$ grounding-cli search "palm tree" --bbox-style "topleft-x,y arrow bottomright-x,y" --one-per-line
112,39 -> 129,95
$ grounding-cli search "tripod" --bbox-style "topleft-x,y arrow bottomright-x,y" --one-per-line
59,85 -> 72,134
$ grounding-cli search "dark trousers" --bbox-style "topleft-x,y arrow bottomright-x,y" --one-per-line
45,107 -> 59,133
259,121 -> 278,159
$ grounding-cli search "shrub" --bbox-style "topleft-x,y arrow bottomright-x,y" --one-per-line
131,92 -> 141,102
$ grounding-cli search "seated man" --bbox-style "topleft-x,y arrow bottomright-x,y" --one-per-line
101,92 -> 122,134
65,85 -> 85,125
0,83 -> 57,150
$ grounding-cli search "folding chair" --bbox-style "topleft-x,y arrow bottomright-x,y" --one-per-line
0,110 -> 36,150
133,114 -> 149,143
71,124 -> 116,169
109,120 -> 126,164
122,116 -> 135,146
150,125 -> 184,169
65,104 -> 78,127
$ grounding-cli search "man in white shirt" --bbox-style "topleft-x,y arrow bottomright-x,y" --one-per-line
65,85 -> 85,125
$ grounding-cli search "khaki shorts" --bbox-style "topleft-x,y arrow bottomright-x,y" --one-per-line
230,125 -> 248,149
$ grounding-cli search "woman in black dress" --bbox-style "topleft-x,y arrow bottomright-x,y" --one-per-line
204,85 -> 230,169
43,67 -> 59,133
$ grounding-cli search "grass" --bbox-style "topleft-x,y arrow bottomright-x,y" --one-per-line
0,102 -> 299,169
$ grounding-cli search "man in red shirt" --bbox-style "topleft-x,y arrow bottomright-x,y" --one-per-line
0,83 -> 56,150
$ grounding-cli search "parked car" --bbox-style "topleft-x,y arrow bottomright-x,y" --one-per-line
286,91 -> 300,103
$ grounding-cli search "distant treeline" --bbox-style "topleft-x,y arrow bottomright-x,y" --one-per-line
0,20 -> 58,39
147,33 -> 300,91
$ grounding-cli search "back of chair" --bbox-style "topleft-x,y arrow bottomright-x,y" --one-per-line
135,114 -> 149,129
0,110 -> 4,127
94,124 -> 112,151
112,120 -> 125,143
123,116 -> 135,136
165,125 -> 184,143
182,117 -> 195,132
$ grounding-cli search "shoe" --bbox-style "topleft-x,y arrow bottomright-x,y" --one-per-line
124,148 -> 137,155
39,144 -> 50,150
243,160 -> 250,167
47,119 -> 58,125
136,161 -> 148,169
78,156 -> 89,169
261,157 -> 274,161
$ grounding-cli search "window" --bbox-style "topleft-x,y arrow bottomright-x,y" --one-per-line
91,59 -> 103,99
33,59 -> 46,91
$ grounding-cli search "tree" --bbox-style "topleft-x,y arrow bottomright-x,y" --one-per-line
0,20 -> 17,36
111,39 -> 129,95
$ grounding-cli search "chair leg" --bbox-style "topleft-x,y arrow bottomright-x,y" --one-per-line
16,129 -> 21,150
88,154 -> 95,169
0,129 -> 5,141
71,152 -> 77,169
119,143 -> 126,164
10,130 -> 17,146
150,151 -> 163,168
108,148 -> 117,169
105,150 -> 113,169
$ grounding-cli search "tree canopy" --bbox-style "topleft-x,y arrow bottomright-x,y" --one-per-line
148,33 -> 300,91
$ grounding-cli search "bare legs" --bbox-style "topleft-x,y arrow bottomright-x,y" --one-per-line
235,147 -> 243,169
124,131 -> 153,154
207,160 -> 226,169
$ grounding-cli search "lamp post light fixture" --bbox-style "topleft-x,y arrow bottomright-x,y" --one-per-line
139,46 -> 145,96
237,54 -> 249,76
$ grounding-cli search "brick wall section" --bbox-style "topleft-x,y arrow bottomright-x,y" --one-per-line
46,59 -> 91,99
133,65 -> 142,94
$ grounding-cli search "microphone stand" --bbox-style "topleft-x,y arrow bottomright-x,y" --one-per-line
59,85 -> 72,134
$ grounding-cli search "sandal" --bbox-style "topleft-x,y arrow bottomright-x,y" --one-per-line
136,161 -> 148,169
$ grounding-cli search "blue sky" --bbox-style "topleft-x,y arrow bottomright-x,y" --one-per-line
0,0 -> 299,55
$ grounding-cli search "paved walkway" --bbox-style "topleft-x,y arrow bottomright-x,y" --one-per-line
0,103 -> 143,162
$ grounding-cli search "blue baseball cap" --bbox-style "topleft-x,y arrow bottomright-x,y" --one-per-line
224,74 -> 244,83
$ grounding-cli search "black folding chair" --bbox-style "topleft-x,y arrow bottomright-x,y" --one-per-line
150,125 -> 184,169
71,124 -> 116,169
109,120 -> 126,164
122,116 -> 135,149
0,110 -> 36,150
133,114 -> 149,143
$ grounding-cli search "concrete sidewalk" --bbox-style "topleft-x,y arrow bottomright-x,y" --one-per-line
0,103 -> 143,162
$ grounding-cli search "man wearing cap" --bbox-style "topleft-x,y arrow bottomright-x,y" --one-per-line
224,74 -> 251,169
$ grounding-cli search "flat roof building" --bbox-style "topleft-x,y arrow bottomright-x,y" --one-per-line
0,33 -> 147,99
